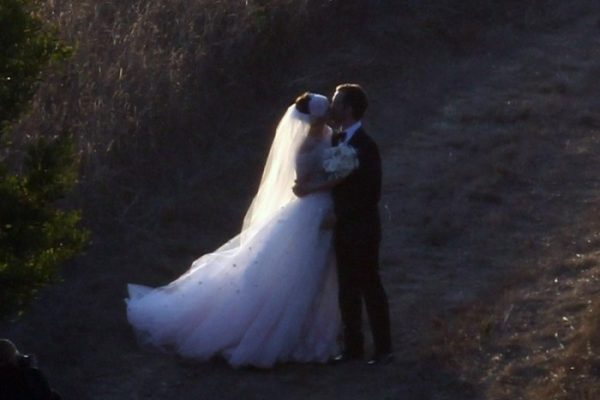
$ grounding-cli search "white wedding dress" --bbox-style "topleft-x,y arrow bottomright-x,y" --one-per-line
126,105 -> 340,368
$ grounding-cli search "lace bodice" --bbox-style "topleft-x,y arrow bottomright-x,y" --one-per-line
295,130 -> 332,187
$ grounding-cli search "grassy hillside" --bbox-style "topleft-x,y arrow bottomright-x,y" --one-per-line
14,0 -> 581,234
3,1 -> 600,399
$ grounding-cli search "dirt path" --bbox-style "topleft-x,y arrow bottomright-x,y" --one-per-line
4,8 -> 600,400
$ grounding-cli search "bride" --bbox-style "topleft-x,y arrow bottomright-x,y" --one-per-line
126,93 -> 341,368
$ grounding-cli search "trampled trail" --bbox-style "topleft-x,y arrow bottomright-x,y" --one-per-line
4,7 -> 600,400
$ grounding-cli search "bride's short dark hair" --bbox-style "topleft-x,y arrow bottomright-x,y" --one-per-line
294,92 -> 311,114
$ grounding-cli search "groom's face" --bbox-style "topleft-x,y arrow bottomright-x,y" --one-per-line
331,91 -> 347,123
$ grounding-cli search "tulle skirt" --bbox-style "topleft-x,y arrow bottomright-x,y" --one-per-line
126,192 -> 340,368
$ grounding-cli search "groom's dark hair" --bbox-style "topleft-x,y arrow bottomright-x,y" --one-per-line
294,92 -> 311,114
336,84 -> 368,120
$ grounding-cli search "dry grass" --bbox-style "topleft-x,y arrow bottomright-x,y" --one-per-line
8,0 -> 578,244
11,1 -> 580,230
415,11 -> 600,399
4,1 -> 600,399
11,2 -> 324,251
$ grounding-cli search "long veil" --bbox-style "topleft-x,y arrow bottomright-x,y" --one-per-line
240,105 -> 311,241
172,104 -> 311,279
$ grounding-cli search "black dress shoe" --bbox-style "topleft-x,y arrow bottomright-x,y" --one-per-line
366,352 -> 394,366
330,351 -> 363,364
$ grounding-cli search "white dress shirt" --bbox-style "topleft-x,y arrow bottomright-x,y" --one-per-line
341,121 -> 362,143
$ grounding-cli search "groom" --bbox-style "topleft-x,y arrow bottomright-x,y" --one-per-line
329,84 -> 392,365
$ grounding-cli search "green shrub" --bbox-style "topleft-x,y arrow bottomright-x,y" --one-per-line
0,0 -> 87,318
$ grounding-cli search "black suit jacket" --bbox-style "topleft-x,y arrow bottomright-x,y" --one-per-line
332,127 -> 382,244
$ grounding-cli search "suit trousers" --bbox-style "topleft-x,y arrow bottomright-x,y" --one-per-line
334,216 -> 392,356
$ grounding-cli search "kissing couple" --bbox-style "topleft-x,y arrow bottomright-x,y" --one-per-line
126,84 -> 393,367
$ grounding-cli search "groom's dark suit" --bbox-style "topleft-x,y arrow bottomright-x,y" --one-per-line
332,127 -> 392,356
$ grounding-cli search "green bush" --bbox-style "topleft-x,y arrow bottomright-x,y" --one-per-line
0,0 -> 88,318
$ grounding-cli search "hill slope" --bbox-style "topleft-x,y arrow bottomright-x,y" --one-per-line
3,2 -> 600,399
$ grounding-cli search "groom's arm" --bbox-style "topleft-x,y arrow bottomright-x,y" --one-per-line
293,175 -> 346,197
